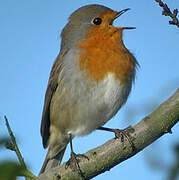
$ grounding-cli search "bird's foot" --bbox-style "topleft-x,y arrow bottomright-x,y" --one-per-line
65,152 -> 89,176
97,126 -> 135,150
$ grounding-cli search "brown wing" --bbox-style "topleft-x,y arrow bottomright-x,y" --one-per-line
40,50 -> 67,148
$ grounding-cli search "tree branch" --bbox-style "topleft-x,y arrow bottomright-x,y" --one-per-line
155,0 -> 179,28
38,89 -> 179,180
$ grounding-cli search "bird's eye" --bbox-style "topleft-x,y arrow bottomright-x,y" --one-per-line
93,17 -> 102,25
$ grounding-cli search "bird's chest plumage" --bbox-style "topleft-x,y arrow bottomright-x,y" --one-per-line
77,26 -> 135,84
52,46 -> 134,136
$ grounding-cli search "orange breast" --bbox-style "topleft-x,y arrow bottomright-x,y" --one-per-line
77,23 -> 135,84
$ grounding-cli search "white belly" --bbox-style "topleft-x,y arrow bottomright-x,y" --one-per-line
67,73 -> 131,136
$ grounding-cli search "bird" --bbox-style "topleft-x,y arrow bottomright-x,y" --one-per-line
40,4 -> 138,174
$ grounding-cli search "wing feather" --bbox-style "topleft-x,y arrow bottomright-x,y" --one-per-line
40,50 -> 68,148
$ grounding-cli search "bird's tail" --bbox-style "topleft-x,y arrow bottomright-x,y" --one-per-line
39,146 -> 66,174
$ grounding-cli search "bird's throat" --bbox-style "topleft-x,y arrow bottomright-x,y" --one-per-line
77,26 -> 135,84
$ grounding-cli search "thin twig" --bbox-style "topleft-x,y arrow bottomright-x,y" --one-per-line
4,116 -> 37,179
5,116 -> 27,168
155,0 -> 179,28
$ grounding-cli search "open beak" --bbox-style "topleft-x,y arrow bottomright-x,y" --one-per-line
114,8 -> 136,30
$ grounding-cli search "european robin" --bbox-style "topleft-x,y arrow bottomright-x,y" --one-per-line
40,4 -> 138,174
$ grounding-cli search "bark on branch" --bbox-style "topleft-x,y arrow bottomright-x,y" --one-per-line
38,89 -> 179,180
